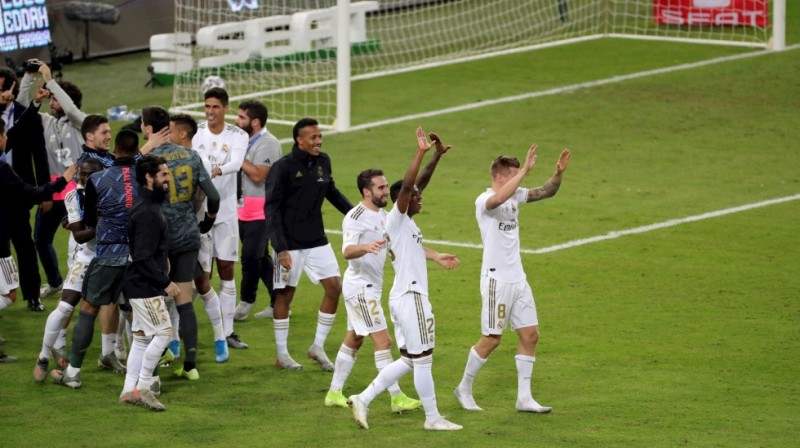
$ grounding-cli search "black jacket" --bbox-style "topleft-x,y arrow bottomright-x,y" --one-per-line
264,144 -> 352,253
5,100 -> 50,187
123,187 -> 171,299
0,160 -> 67,210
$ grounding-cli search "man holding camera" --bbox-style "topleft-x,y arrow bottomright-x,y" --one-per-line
18,60 -> 87,300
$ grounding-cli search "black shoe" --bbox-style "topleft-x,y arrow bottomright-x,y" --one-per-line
27,299 -> 45,312
226,333 -> 249,349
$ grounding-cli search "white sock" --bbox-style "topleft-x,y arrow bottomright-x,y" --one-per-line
39,301 -> 73,359
515,354 -> 535,404
219,279 -> 236,337
101,333 -> 116,357
413,355 -> 441,423
200,288 -> 225,341
329,344 -> 357,392
116,310 -> 131,351
66,364 -> 80,376
0,295 -> 12,310
166,298 -> 180,340
139,333 -> 170,389
374,349 -> 401,397
313,311 -> 336,348
55,329 -> 68,349
123,335 -> 149,393
458,346 -> 488,394
274,317 -> 290,355
359,357 -> 412,406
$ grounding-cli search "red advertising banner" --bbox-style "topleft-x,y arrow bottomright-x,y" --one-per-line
654,0 -> 768,26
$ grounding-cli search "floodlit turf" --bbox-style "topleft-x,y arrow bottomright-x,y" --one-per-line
1,11 -> 798,447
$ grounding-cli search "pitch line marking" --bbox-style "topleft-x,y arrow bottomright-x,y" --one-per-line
325,194 -> 800,254
277,43 -> 800,144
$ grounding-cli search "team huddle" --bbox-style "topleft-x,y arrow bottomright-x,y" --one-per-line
0,61 -> 571,431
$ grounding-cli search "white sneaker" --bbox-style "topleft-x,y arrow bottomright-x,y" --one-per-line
39,283 -> 62,298
233,302 -> 254,321
276,353 -> 302,370
516,398 -> 552,413
254,306 -> 292,319
307,344 -> 334,372
347,395 -> 369,429
454,386 -> 483,411
424,417 -> 463,431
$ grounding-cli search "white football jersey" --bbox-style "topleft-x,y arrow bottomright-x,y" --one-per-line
65,187 -> 96,254
192,122 -> 248,220
341,203 -> 388,298
386,205 -> 427,300
475,187 -> 529,283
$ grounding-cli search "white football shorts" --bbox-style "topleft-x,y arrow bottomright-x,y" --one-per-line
480,276 -> 538,335
130,296 -> 172,337
389,291 -> 435,355
344,285 -> 388,336
273,244 -> 340,289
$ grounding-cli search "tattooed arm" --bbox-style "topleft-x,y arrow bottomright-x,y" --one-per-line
527,148 -> 571,203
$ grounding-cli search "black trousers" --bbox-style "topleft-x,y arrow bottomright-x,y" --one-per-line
34,200 -> 67,288
0,210 -> 40,302
238,219 -> 275,306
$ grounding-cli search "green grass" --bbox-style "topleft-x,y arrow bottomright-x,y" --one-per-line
1,10 -> 799,447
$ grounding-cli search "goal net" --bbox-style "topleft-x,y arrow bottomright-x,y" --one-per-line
164,0 -> 784,130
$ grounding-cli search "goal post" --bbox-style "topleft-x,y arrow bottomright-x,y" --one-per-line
164,0 -> 786,131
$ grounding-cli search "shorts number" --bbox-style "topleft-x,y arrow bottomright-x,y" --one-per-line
368,299 -> 379,316
68,261 -> 84,285
497,303 -> 506,320
426,317 -> 434,334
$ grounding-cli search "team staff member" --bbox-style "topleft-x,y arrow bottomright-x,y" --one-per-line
18,61 -> 87,299
233,100 -> 282,321
265,117 -> 352,371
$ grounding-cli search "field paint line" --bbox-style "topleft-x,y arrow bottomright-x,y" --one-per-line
276,43 -> 800,144
530,193 -> 800,254
324,194 -> 800,254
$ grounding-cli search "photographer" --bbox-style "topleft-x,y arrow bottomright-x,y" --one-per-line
18,60 -> 87,298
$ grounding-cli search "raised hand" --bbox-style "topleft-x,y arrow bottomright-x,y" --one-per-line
429,131 -> 452,154
0,81 -> 16,105
34,80 -> 49,103
555,148 -> 571,174
416,126 -> 433,153
523,144 -> 538,173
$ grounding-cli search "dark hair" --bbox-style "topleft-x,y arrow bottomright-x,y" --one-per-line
57,81 -> 82,109
0,67 -> 18,95
204,87 -> 229,106
141,105 -> 170,133
80,158 -> 104,172
238,100 -> 268,128
114,129 -> 139,156
80,114 -> 108,140
390,180 -> 403,203
490,155 -> 521,178
356,169 -> 384,197
292,117 -> 318,144
170,113 -> 198,139
136,154 -> 167,186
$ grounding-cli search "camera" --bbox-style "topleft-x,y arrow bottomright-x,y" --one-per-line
23,60 -> 42,73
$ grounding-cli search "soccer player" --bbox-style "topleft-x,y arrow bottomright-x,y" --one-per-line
33,158 -> 103,382
50,130 -> 141,388
348,127 -> 462,431
264,117 -> 352,371
453,145 -> 570,413
118,154 -> 180,411
140,107 -> 220,379
232,100 -> 281,321
192,88 -> 249,355
324,168 -> 421,413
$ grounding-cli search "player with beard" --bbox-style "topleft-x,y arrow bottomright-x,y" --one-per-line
18,61 -> 87,299
118,154 -> 180,411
